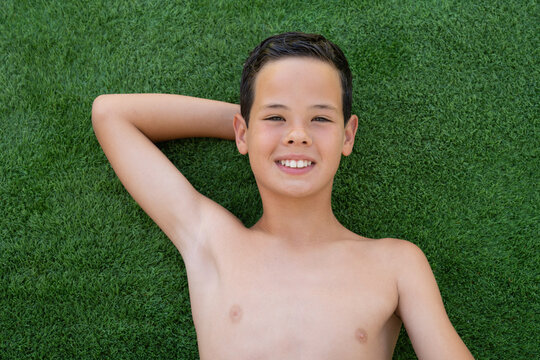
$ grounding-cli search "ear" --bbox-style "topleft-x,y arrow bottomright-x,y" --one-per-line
233,113 -> 249,155
342,115 -> 358,156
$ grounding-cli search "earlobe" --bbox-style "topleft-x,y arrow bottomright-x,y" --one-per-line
342,115 -> 358,156
233,113 -> 249,155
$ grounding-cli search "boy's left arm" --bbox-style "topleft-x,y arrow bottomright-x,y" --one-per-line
395,241 -> 475,360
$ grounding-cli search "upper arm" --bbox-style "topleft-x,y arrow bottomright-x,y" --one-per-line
395,241 -> 474,359
91,94 -> 240,257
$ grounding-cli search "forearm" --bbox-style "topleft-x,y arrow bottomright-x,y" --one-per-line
92,94 -> 239,142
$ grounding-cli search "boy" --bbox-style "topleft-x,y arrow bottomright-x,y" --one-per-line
92,32 -> 474,359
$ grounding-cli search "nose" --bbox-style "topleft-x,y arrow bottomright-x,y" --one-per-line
284,126 -> 312,146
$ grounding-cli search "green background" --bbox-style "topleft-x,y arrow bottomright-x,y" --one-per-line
1,0 -> 538,358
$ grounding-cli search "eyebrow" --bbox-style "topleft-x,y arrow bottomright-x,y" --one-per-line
310,104 -> 338,111
263,104 -> 289,110
262,103 -> 338,111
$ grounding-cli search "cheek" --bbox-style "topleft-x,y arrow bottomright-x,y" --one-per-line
248,126 -> 281,154
314,129 -> 344,153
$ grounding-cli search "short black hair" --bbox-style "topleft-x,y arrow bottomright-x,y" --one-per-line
240,32 -> 353,126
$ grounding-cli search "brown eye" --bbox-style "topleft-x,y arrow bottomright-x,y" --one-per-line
313,117 -> 330,122
266,116 -> 285,121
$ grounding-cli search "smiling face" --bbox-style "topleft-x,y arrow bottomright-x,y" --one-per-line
234,57 -> 358,200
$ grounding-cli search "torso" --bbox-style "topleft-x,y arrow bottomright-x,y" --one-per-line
183,226 -> 402,360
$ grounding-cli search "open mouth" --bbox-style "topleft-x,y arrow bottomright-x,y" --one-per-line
276,159 -> 315,169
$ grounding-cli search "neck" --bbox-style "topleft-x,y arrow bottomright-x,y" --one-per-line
252,189 -> 344,247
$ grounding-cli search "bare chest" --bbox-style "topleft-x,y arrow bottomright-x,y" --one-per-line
187,239 -> 401,359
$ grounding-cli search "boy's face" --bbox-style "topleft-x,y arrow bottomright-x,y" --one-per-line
234,57 -> 358,199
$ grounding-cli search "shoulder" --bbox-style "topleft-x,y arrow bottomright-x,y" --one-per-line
376,238 -> 439,304
360,237 -> 431,283
386,238 -> 431,275
376,237 -> 427,262
343,235 -> 429,273
360,237 -> 427,263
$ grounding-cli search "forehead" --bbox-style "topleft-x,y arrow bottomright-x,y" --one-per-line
252,57 -> 342,111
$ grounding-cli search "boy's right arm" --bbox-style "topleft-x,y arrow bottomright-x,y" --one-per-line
92,94 -> 241,256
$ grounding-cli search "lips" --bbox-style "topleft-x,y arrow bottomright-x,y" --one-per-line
278,159 -> 312,168
274,154 -> 316,174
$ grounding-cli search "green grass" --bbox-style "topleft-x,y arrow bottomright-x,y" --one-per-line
1,0 -> 538,358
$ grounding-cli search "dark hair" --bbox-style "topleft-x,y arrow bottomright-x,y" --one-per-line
240,32 -> 353,126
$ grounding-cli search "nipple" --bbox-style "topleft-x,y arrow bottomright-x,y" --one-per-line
229,304 -> 243,323
355,328 -> 368,344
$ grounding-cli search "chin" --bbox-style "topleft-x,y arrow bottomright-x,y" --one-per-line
259,181 -> 329,200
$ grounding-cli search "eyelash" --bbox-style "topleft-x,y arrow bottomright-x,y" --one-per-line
264,116 -> 331,122
313,117 -> 331,122
266,116 -> 284,121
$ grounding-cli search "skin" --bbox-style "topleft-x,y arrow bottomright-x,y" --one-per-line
92,57 -> 474,359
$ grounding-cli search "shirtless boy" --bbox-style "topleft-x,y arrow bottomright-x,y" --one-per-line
92,32 -> 474,359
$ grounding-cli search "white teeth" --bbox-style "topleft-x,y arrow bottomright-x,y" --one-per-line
279,160 -> 312,168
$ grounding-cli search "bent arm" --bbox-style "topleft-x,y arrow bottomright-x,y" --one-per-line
92,94 -> 240,255
395,241 -> 474,360
93,94 -> 238,141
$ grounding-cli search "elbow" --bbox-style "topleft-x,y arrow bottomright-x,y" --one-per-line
91,94 -> 116,129
92,94 -> 106,129
92,94 -> 108,127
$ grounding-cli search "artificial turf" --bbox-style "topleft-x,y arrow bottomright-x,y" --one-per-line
1,0 -> 538,358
